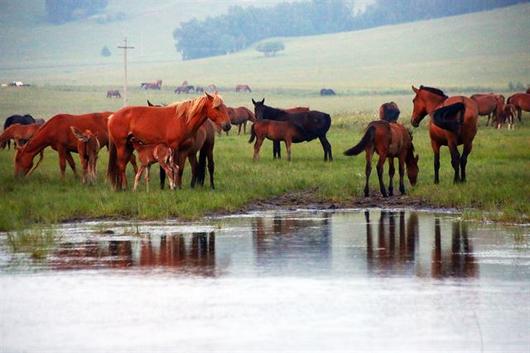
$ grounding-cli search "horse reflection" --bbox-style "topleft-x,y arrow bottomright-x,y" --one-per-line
51,240 -> 133,270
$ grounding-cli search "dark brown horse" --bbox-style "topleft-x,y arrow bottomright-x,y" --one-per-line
411,85 -> 478,184
379,102 -> 400,122
470,93 -> 503,126
507,93 -> 530,122
106,90 -> 121,98
344,121 -> 418,197
226,107 -> 255,135
107,93 -> 231,190
235,84 -> 252,93
140,80 -> 162,90
249,120 -> 304,161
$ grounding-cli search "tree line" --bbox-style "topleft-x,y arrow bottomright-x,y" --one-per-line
173,0 -> 528,60
45,0 -> 108,24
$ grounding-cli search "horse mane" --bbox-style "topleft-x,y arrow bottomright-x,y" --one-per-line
420,85 -> 448,98
169,95 -> 224,124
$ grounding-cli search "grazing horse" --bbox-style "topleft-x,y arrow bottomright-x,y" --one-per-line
235,84 -> 252,93
0,123 -> 42,149
15,112 -> 113,178
128,136 -> 179,192
344,121 -> 418,197
249,120 -> 305,161
507,93 -> 530,122
470,94 -> 503,126
379,102 -> 400,122
411,85 -> 478,184
174,85 -> 195,94
320,88 -> 336,96
106,90 -> 121,98
141,80 -> 162,90
70,127 -> 101,184
195,86 -> 204,93
2,114 -> 36,149
252,99 -> 332,161
226,107 -> 255,135
107,93 -> 231,190
496,104 -> 516,130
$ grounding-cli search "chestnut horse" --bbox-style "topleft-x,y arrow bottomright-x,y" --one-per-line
70,127 -> 100,184
226,106 -> 255,135
0,123 -> 41,148
2,114 -> 37,149
496,104 -> 516,130
15,112 -> 113,178
507,93 -> 530,122
379,102 -> 400,122
249,120 -> 304,161
344,121 -> 418,197
107,93 -> 231,190
411,85 -> 478,184
235,84 -> 252,93
470,94 -> 503,126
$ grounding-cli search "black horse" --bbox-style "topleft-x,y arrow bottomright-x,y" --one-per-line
252,98 -> 332,161
2,114 -> 36,149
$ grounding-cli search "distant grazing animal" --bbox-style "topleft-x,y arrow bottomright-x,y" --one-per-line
195,86 -> 204,93
379,102 -> 400,122
106,90 -> 121,98
140,80 -> 162,90
320,88 -> 336,96
107,93 -> 231,190
252,98 -> 332,161
344,120 -> 418,197
226,106 -> 255,135
0,123 -> 42,149
2,114 -> 36,149
34,118 -> 45,125
507,93 -> 530,122
411,85 -> 478,184
470,94 -> 503,126
249,120 -> 305,161
15,112 -> 114,178
174,85 -> 195,94
70,127 -> 101,184
496,104 -> 516,129
235,84 -> 252,93
128,135 -> 179,192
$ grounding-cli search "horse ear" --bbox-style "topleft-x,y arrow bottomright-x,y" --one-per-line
70,126 -> 88,142
147,100 -> 154,106
412,86 -> 419,93
260,98 -> 265,104
252,98 -> 257,105
205,92 -> 213,100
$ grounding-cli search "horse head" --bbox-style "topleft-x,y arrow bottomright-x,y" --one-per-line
14,145 -> 41,177
406,144 -> 419,186
204,92 -> 231,132
252,98 -> 266,120
411,85 -> 448,127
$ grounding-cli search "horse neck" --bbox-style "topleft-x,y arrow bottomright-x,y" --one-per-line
425,94 -> 447,114
264,106 -> 283,119
184,107 -> 209,138
20,127 -> 50,158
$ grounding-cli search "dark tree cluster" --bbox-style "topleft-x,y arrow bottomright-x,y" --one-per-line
45,0 -> 109,24
173,0 -> 528,60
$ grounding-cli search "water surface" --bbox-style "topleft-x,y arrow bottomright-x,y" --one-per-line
1,209 -> 528,352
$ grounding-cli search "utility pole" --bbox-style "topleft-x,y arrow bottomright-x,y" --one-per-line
117,37 -> 134,106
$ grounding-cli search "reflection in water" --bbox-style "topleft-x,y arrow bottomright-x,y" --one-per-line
49,232 -> 217,276
365,211 -> 477,278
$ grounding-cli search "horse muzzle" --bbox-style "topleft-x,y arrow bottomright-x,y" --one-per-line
221,122 -> 231,132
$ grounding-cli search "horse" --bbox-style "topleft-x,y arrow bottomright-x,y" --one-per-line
70,127 -> 101,184
107,92 -> 231,190
507,93 -> 530,122
411,85 -> 478,184
128,135 -> 179,192
174,85 -> 194,94
470,94 -> 503,126
320,88 -> 336,96
106,90 -> 121,98
379,102 -> 400,122
344,121 -> 418,197
496,104 -> 516,130
249,120 -> 305,161
2,114 -> 36,149
0,123 -> 42,149
15,112 -> 114,178
252,98 -> 332,161
195,86 -> 204,93
226,107 -> 255,135
140,80 -> 162,90
235,84 -> 252,93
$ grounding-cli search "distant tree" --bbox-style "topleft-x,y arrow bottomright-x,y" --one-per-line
101,45 -> 111,57
45,0 -> 109,24
256,41 -> 285,57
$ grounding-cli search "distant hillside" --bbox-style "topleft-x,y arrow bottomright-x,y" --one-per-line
0,3 -> 529,90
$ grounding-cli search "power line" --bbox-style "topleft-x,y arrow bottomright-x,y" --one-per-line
117,37 -> 134,106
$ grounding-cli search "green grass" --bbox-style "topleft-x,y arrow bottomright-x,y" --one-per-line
7,227 -> 59,259
0,86 -> 529,231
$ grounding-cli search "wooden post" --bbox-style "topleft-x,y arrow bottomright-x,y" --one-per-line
117,37 -> 134,106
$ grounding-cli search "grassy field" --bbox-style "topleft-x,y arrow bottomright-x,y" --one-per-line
0,86 -> 529,231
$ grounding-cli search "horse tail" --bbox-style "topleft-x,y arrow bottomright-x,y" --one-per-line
344,125 -> 375,156
197,149 -> 207,186
248,124 -> 256,143
107,138 -> 119,187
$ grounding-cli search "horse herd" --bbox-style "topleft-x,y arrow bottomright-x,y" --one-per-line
1,87 -> 529,197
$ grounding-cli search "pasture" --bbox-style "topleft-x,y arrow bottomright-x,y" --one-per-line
0,86 -> 529,231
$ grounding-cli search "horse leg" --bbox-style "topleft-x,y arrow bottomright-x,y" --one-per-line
273,140 -> 281,159
460,143 -> 472,183
133,165 -> 145,192
58,149 -> 67,179
319,135 -> 332,161
388,157 -> 395,196
517,107 -> 522,122
238,124 -> 242,136
65,151 -> 77,177
189,154 -> 198,188
398,157 -> 406,195
243,121 -> 247,135
176,153 -> 186,189
431,140 -> 441,184
253,136 -> 264,161
376,154 -> 388,197
145,165 -> 150,192
449,143 -> 461,184
285,139 -> 292,162
207,148 -> 215,190
159,166 -> 166,190
364,148 -> 373,197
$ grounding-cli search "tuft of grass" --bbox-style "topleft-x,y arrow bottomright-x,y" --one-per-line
7,227 -> 59,259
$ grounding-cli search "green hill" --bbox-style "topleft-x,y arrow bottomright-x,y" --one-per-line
0,3 -> 529,90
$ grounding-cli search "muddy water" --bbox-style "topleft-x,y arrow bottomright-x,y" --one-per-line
0,209 -> 528,352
